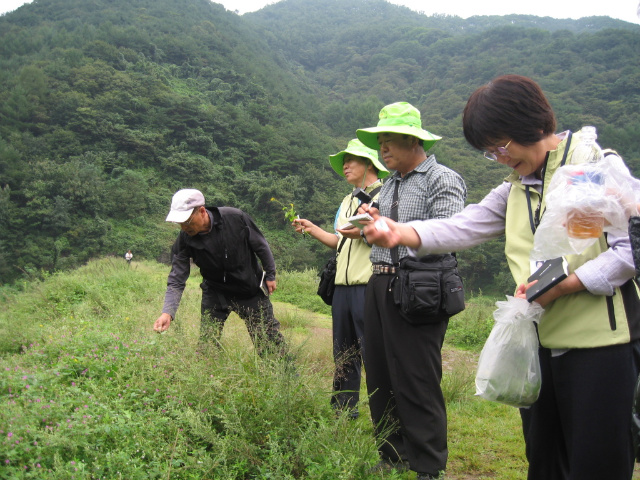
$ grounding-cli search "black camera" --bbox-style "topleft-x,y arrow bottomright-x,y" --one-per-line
353,188 -> 371,204
353,188 -> 379,210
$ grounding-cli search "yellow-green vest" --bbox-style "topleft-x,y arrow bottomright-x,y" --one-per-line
335,181 -> 383,286
504,131 -> 638,349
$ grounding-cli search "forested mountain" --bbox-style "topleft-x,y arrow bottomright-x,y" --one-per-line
1,0 -> 639,293
0,0 -> 347,285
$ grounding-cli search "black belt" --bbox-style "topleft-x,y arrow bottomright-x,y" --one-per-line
372,264 -> 398,275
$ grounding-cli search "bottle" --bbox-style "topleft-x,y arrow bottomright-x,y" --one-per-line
571,126 -> 602,165
565,126 -> 606,239
566,208 -> 604,239
566,169 -> 604,239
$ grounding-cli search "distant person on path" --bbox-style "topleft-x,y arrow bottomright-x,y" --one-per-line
356,102 -> 467,480
292,139 -> 388,418
125,250 -> 133,265
362,75 -> 640,480
153,189 -> 288,357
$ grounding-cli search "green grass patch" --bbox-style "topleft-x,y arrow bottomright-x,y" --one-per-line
271,268 -> 332,315
446,297 -> 496,352
0,257 -> 533,479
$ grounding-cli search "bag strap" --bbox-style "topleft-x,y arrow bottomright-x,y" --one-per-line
368,185 -> 382,199
390,180 -> 400,266
338,185 -> 381,257
630,216 -> 640,278
336,187 -> 372,256
337,236 -> 347,254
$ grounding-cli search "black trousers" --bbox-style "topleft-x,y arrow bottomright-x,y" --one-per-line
364,273 -> 448,475
520,340 -> 640,480
200,281 -> 287,357
330,285 -> 367,411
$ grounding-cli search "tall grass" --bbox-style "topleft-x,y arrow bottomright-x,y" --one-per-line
0,258 -> 534,479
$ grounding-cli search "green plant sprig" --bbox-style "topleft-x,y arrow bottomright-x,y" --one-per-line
270,197 -> 307,237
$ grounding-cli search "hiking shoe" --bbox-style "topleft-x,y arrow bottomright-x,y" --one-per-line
416,471 -> 445,480
333,406 -> 359,420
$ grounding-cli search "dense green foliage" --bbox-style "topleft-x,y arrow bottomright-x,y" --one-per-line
1,0 -> 639,294
0,258 -> 525,479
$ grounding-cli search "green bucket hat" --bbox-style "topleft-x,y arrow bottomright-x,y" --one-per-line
329,138 -> 390,179
356,102 -> 442,151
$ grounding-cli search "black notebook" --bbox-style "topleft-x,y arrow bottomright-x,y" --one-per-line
526,257 -> 569,302
260,271 -> 269,296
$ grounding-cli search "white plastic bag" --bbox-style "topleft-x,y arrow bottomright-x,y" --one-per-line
475,296 -> 544,408
530,157 -> 640,260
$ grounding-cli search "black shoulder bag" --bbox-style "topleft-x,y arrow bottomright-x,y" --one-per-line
317,237 -> 347,306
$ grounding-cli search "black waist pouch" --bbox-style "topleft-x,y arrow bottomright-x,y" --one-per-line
393,254 -> 465,324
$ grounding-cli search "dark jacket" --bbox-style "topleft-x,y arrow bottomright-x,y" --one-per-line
163,207 -> 275,315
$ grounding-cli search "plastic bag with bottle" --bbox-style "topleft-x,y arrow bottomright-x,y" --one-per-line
530,126 -> 640,260
475,296 -> 544,408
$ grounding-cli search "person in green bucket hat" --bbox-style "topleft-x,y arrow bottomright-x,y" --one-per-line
293,138 -> 388,418
357,101 -> 442,153
355,102 -> 467,480
328,138 -> 390,181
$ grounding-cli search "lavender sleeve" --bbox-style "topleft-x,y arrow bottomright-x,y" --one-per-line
408,181 -> 635,295
407,182 -> 510,256
574,234 -> 635,295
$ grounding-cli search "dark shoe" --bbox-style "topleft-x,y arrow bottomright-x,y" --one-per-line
416,471 -> 445,480
333,406 -> 359,420
368,459 -> 410,474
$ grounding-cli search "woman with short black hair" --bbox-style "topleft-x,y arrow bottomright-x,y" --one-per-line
363,74 -> 640,480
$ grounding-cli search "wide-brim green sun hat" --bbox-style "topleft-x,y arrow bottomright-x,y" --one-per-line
329,138 -> 390,179
356,102 -> 442,151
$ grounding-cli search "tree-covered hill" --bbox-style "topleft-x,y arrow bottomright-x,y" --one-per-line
1,0 -> 639,294
247,0 -> 640,167
0,0 -> 349,284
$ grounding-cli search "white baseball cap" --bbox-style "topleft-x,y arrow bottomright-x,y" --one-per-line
165,189 -> 205,223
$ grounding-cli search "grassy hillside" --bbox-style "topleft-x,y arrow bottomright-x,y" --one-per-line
2,0 -> 639,292
0,256 -> 533,479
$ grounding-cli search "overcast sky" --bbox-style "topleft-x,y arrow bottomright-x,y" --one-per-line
2,0 -> 639,24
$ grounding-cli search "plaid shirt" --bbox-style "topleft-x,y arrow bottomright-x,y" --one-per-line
370,155 -> 467,264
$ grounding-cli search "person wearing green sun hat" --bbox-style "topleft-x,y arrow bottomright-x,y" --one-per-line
356,101 -> 442,153
355,102 -> 467,480
328,138 -> 390,180
293,138 -> 388,418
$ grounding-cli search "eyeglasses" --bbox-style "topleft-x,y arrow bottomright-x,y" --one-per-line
483,140 -> 512,162
180,208 -> 200,226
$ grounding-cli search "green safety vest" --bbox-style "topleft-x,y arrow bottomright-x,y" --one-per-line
504,131 -> 638,349
335,181 -> 383,286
